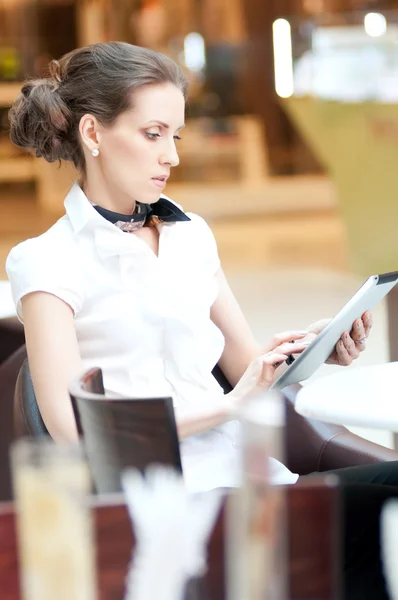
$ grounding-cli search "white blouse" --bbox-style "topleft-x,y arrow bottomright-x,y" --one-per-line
6,183 -> 298,492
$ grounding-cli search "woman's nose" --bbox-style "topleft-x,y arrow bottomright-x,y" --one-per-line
160,141 -> 179,167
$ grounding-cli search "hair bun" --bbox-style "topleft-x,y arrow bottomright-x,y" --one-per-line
48,59 -> 62,85
9,76 -> 73,163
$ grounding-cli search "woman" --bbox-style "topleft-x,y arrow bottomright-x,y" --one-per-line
5,42 -> 395,598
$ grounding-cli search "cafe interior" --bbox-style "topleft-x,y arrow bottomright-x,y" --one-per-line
2,0 -> 398,598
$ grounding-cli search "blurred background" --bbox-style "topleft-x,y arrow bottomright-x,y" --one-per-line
1,0 -> 398,446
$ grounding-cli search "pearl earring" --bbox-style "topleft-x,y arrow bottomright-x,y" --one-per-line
91,148 -> 99,157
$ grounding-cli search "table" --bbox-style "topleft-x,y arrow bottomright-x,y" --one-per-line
0,481 -> 339,600
295,362 -> 398,431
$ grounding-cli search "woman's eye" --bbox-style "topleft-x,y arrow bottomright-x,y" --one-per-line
146,132 -> 161,140
146,132 -> 182,141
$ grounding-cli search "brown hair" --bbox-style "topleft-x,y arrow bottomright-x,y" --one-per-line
9,42 -> 188,171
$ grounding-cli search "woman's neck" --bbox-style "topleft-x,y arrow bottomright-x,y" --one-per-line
81,172 -> 137,215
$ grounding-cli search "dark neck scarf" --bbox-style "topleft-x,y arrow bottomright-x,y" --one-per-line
93,197 -> 191,233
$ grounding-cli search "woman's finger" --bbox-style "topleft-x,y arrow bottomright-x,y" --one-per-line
350,318 -> 365,340
258,353 -> 288,386
335,338 -> 354,366
262,352 -> 289,366
362,311 -> 373,338
274,341 -> 312,356
350,319 -> 367,352
265,330 -> 308,352
341,332 -> 360,359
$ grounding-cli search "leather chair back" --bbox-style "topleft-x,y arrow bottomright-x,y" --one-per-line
69,368 -> 182,495
14,358 -> 48,438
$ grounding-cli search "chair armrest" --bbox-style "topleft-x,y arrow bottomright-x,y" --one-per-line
213,365 -> 398,474
0,345 -> 27,501
283,384 -> 398,475
14,356 -> 48,438
317,429 -> 398,471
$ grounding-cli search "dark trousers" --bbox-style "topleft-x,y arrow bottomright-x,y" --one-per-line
301,461 -> 398,599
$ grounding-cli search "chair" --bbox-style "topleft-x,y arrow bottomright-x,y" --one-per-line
282,383 -> 398,473
14,356 -> 48,438
212,365 -> 398,472
69,367 -> 182,495
13,358 -> 398,479
0,317 -> 24,367
0,346 -> 28,501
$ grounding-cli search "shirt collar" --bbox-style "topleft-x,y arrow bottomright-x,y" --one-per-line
64,182 -> 184,235
64,182 -> 103,234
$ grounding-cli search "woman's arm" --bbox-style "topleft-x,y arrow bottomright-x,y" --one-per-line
210,269 -> 309,386
210,269 -> 261,386
21,291 -> 83,442
210,268 -> 372,387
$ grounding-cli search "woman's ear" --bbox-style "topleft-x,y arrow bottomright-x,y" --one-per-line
79,114 -> 101,154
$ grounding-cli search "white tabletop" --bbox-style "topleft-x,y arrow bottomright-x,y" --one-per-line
295,362 -> 398,431
0,281 -> 16,318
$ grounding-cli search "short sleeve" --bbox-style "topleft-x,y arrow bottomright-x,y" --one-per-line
186,213 -> 221,275
6,236 -> 85,323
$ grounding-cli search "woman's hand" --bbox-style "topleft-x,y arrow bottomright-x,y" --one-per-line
227,330 -> 310,412
306,311 -> 373,366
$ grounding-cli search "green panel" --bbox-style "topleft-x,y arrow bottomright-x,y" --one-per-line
283,97 -> 398,276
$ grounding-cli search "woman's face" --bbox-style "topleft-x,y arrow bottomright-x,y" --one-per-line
93,82 -> 185,205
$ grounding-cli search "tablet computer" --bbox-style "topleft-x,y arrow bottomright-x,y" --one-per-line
270,271 -> 398,390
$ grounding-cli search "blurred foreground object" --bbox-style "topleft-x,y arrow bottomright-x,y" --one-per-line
381,499 -> 398,600
10,438 -> 96,600
287,475 -> 341,599
121,466 -> 223,600
227,391 -> 287,600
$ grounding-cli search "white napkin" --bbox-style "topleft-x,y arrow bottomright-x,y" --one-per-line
121,466 -> 223,600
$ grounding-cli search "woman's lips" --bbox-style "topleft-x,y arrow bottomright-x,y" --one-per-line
152,177 -> 167,188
